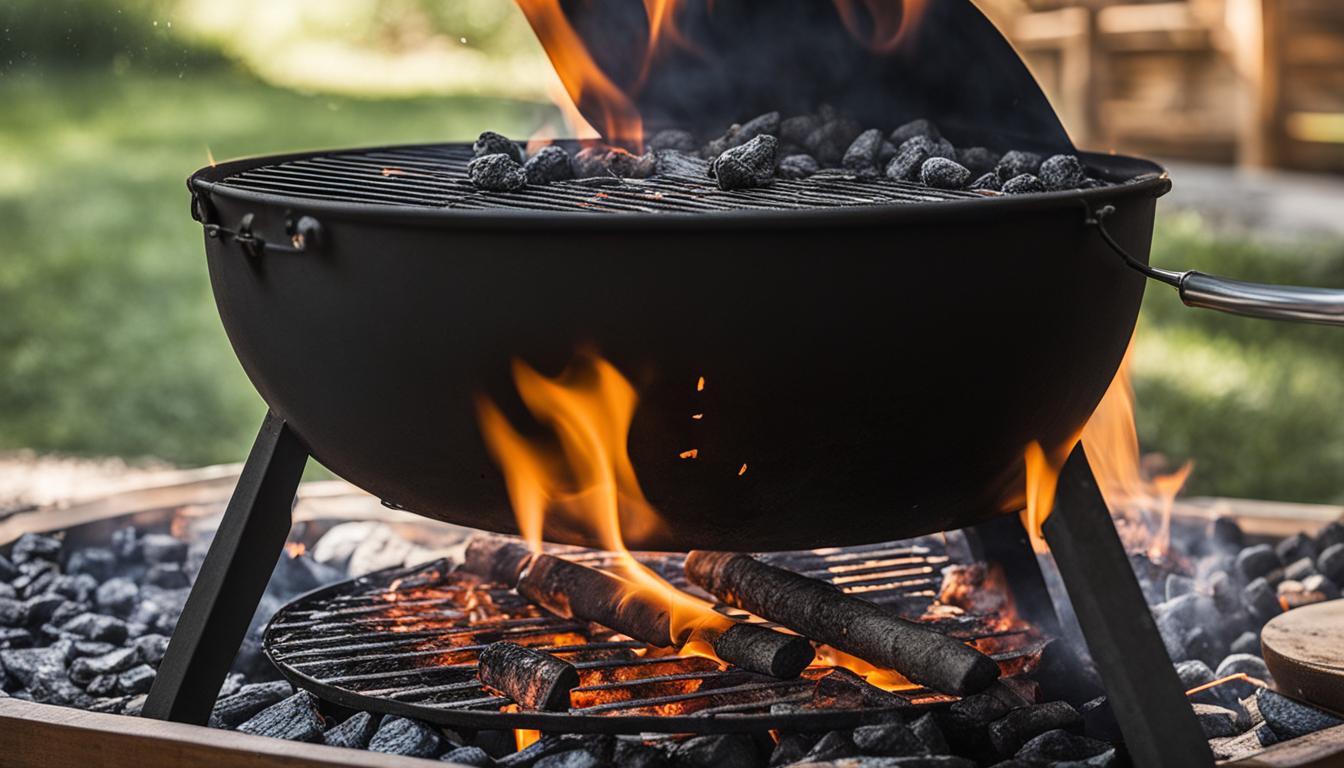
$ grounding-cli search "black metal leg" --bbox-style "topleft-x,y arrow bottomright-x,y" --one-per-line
970,513 -> 1064,640
1043,443 -> 1213,767
142,412 -> 308,725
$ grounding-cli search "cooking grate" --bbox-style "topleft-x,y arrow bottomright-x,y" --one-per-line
213,143 -> 986,214
263,538 -> 1047,733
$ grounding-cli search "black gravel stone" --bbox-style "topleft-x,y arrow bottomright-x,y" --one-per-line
649,129 -> 696,153
14,561 -> 57,598
442,745 -> 496,766
1257,688 -> 1344,739
70,646 -> 140,685
1242,577 -> 1282,624
473,131 -> 525,164
778,154 -> 820,179
138,534 -> 187,565
1318,543 -> 1344,583
889,118 -> 941,145
1192,703 -> 1242,738
0,598 -> 27,627
52,574 -> 98,603
87,674 -> 118,697
969,172 -> 1001,192
1237,544 -> 1281,581
994,151 -> 1042,183
65,548 -> 116,581
0,646 -> 64,688
210,681 -> 295,729
920,157 -> 972,189
0,583 -> 13,600
134,633 -> 170,665
671,734 -> 758,768
145,563 -> 191,589
843,128 -> 886,174
60,613 -> 128,644
523,145 -> 573,185
805,117 -> 864,164
116,663 -> 156,695
468,154 -> 527,192
11,533 -> 62,565
1212,516 -> 1245,551
237,691 -> 325,742
988,701 -> 1083,757
95,578 -> 138,616
1039,154 -> 1088,190
72,640 -> 116,657
885,136 -> 954,181
710,135 -> 778,191
1229,631 -> 1260,657
854,719 -> 927,757
1276,533 -> 1317,565
1014,729 -> 1115,766
0,627 -> 33,649
1000,174 -> 1045,195
369,716 -> 444,758
0,555 -> 15,582
955,147 -> 1000,176
111,527 -> 139,562
911,713 -> 950,754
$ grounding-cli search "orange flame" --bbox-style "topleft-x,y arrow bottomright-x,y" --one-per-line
832,0 -> 928,53
1081,343 -> 1193,559
514,729 -> 541,750
1019,437 -> 1079,554
284,541 -> 306,559
475,353 -> 731,648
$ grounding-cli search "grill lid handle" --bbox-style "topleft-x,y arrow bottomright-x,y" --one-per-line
1089,205 -> 1344,327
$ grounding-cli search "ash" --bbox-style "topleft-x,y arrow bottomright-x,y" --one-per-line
468,112 -> 1112,197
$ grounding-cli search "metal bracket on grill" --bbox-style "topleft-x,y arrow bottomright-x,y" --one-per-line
192,192 -> 322,258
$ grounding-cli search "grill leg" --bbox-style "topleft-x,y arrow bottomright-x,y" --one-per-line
1042,443 -> 1213,767
142,412 -> 307,725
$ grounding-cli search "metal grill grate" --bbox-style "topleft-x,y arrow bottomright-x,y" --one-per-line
215,144 -> 985,214
263,539 -> 1047,733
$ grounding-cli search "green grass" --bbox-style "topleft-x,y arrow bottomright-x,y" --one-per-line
0,68 -> 552,466
1,69 -> 1341,504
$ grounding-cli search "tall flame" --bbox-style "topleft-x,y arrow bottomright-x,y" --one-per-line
475,353 -> 728,648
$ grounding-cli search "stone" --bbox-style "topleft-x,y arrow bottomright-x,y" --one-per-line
87,674 -> 118,697
236,691 -> 326,742
770,732 -> 819,766
910,713 -> 949,754
0,555 -> 14,582
116,664 -> 156,695
1276,533 -> 1317,565
778,154 -> 820,180
885,136 -> 954,182
1209,571 -> 1240,613
60,612 -> 128,644
853,719 -> 927,757
889,119 -> 941,145
1038,154 -> 1088,190
0,598 -> 27,627
731,112 -> 782,149
649,129 -> 696,153
11,533 -> 62,564
533,751 -> 600,768
442,746 -> 496,766
802,730 -> 858,762
1284,557 -> 1317,582
368,716 -> 444,758
843,129 -> 886,174
994,151 -> 1042,183
1014,730 -> 1115,766
1210,516 -> 1245,551
145,563 -> 191,589
1237,544 -> 1280,581
1316,521 -> 1344,551
1318,543 -> 1344,583
51,574 -> 98,603
134,633 -> 170,665
65,548 -> 116,581
139,534 -> 188,565
710,135 -> 778,191
523,146 -> 573,185
1192,703 -> 1242,738
473,131 -> 525,164
1000,174 -> 1045,195
1229,632 -> 1260,657
920,158 -> 971,190
670,734 -> 758,768
468,154 -> 527,192
210,681 -> 295,729
69,646 -> 140,685
987,701 -> 1082,756
95,578 -> 139,616
969,173 -> 1001,192
1257,689 -> 1343,739
111,527 -> 139,561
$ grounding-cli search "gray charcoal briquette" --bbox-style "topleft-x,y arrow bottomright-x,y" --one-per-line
468,154 -> 527,192
778,154 -> 819,179
711,135 -> 778,191
473,131 -> 525,164
1039,154 -> 1088,190
1001,174 -> 1046,195
523,145 -> 573,185
920,157 -> 972,189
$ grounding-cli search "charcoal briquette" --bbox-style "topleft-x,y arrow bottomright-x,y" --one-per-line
0,583 -> 13,601
218,672 -> 246,699
116,663 -> 155,695
780,114 -> 824,146
533,750 -> 600,768
956,147 -> 1000,175
987,701 -> 1083,757
1038,154 -> 1088,191
653,149 -> 708,178
10,533 -> 62,565
801,730 -> 857,762
1283,557 -> 1317,582
368,716 -> 444,758
0,598 -> 27,628
670,734 -> 758,768
0,646 -> 65,688
60,612 -> 129,644
911,713 -> 950,755
889,118 -> 941,145
0,627 -> 33,649
523,145 -> 573,185
878,140 -> 898,166
468,154 -> 527,192
1237,544 -> 1281,581
1276,532 -> 1317,565
51,574 -> 98,604
111,527 -> 139,562
1242,577 -> 1281,624
65,548 -> 116,581
770,732 -> 819,766
1229,631 -> 1260,657
473,131 -> 525,164
95,578 -> 138,616
1014,729 -> 1115,766
920,157 -> 972,189
1212,516 -> 1245,551
777,154 -> 820,179
969,172 -> 1001,192
70,646 -> 140,685
72,640 -> 116,658
133,633 -> 170,665
319,711 -> 378,749
14,563 -> 57,598
1192,703 -> 1242,738
994,151 -> 1043,183
1165,574 -> 1196,601
442,745 -> 496,766
1208,571 -> 1240,613
606,148 -> 656,179
145,563 -> 191,589
1215,653 -> 1271,699
86,674 -> 118,697
853,720 -> 927,757
843,128 -> 885,174
1000,174 -> 1045,195
1257,688 -> 1344,740
1301,573 -> 1340,600
1317,521 -> 1344,551
1182,626 -> 1224,666
0,555 -> 15,582
237,691 -> 325,743
648,129 -> 696,153
1318,543 -> 1344,583
210,680 -> 295,729
886,136 -> 953,182
731,111 -> 781,149
805,117 -> 864,165
711,135 -> 778,191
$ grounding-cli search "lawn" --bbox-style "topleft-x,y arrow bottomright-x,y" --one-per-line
1,68 -> 1341,504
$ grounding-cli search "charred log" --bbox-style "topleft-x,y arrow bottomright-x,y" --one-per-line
477,641 -> 579,711
462,536 -> 534,587
684,550 -> 1000,695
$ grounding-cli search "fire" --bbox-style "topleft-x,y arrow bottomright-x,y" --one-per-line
475,352 -> 732,651
284,541 -> 306,558
833,0 -> 929,53
1019,438 -> 1079,553
514,728 -> 541,751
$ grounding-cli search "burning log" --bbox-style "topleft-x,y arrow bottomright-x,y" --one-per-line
477,641 -> 578,711
684,550 -> 1000,695
462,536 -> 533,586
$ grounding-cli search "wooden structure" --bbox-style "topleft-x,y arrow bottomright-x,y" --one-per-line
981,0 -> 1344,173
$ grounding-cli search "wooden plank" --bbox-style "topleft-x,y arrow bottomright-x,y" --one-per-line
0,699 -> 451,768
1171,497 -> 1344,540
1229,724 -> 1344,767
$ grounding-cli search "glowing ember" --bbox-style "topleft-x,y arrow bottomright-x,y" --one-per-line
381,167 -> 405,177
679,449 -> 699,460
738,463 -> 748,476
284,541 -> 306,559
696,376 -> 705,392
514,728 -> 541,750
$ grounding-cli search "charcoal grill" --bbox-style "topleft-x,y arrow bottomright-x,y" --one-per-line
143,2 -> 1344,765
262,540 -> 1044,733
